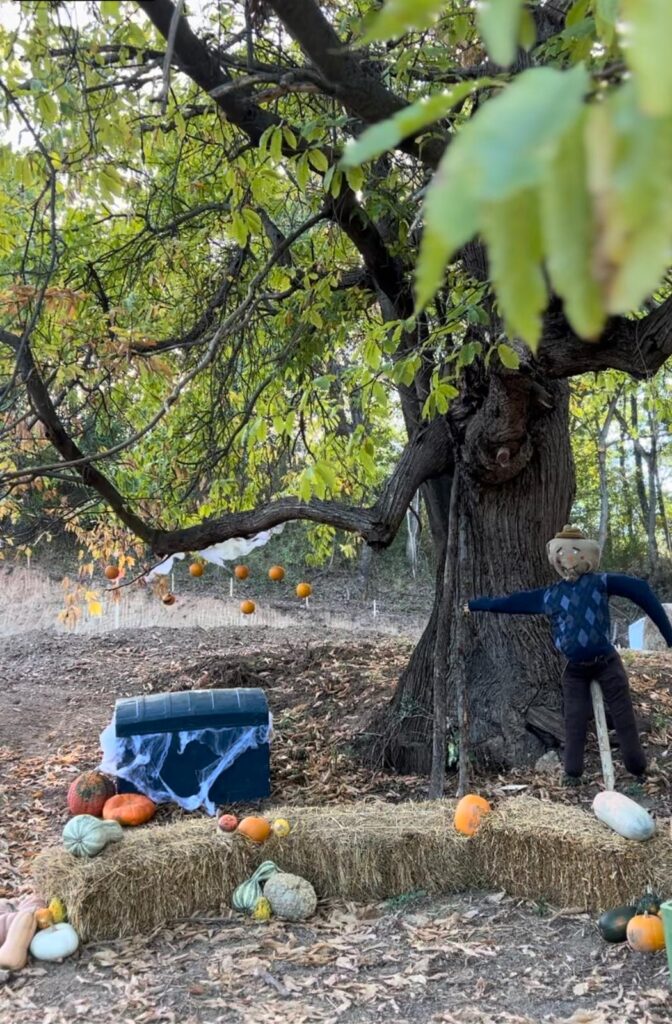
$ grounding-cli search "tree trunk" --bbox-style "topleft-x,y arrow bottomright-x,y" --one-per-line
363,380 -> 574,774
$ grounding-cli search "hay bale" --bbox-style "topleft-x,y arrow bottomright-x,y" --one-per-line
33,800 -> 472,940
474,795 -> 665,912
267,800 -> 473,901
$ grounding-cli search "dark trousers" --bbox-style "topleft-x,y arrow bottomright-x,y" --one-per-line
562,650 -> 646,778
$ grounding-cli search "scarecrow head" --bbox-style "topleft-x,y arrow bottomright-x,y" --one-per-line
546,525 -> 601,581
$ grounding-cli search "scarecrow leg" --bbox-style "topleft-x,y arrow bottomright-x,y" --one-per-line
590,680 -> 615,791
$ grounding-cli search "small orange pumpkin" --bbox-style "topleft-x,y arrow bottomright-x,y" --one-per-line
236,816 -> 272,844
103,793 -> 157,826
240,600 -> 256,615
454,794 -> 492,836
34,908 -> 55,930
296,582 -> 312,598
268,565 -> 285,582
626,913 -> 665,953
104,565 -> 119,580
189,562 -> 204,577
234,565 -> 249,580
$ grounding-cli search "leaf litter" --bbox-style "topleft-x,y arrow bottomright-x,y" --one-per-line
1,626 -> 672,1021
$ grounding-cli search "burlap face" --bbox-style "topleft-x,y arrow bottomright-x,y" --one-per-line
546,528 -> 600,580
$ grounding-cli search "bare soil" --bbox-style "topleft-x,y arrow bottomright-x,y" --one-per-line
2,619 -> 672,1023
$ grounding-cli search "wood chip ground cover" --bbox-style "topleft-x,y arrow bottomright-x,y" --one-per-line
1,625 -> 672,1021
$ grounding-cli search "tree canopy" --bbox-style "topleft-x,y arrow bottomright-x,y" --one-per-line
1,0 -> 671,566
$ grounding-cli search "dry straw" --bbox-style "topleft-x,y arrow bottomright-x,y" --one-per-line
473,795 -> 669,912
33,800 -> 472,940
33,795 -> 672,939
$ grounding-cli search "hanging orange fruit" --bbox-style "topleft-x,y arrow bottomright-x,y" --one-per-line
268,565 -> 285,581
296,582 -> 312,598
240,600 -> 256,615
189,563 -> 204,577
234,565 -> 249,580
104,565 -> 119,580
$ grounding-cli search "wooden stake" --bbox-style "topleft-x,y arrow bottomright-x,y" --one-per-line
590,680 -> 615,791
230,577 -> 234,597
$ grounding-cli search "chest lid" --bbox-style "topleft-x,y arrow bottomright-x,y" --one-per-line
114,688 -> 269,737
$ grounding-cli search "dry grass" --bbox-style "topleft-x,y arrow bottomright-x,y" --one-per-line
32,800 -> 471,940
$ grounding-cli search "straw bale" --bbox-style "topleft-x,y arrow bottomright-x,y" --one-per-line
474,795 -> 667,912
32,800 -> 472,940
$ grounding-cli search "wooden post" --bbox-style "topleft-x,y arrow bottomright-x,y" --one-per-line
590,680 -> 615,791
230,577 -> 234,597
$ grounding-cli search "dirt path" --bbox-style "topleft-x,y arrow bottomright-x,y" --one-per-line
2,624 -> 672,1022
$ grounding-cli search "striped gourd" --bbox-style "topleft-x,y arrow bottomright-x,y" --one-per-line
232,861 -> 279,913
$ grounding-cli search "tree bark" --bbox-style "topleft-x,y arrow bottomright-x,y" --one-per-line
363,380 -> 573,774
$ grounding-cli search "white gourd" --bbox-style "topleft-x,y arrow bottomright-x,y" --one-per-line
264,872 -> 317,921
30,923 -> 79,961
62,814 -> 124,857
592,791 -> 655,841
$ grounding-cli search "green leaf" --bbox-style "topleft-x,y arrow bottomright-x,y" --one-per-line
341,81 -> 495,168
269,127 -> 283,163
231,211 -> 249,246
344,165 -> 364,191
295,153 -> 310,191
363,337 -> 382,370
314,461 -> 337,493
477,0 -> 524,67
415,66 -> 588,312
37,93 -> 58,125
585,85 -> 672,314
621,0 -> 672,116
361,0 -> 446,43
540,114 -> 605,339
242,208 -> 263,236
497,343 -> 520,370
595,0 -> 618,47
100,0 -> 121,17
481,190 -> 547,349
308,149 -> 329,173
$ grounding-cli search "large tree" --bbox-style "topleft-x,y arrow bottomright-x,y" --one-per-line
2,0 -> 672,782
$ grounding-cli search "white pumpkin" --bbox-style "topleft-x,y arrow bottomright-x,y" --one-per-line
30,923 -> 79,961
62,815 -> 123,857
264,872 -> 317,921
592,791 -> 655,841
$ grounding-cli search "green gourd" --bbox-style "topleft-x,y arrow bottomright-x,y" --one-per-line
264,872 -> 317,922
62,814 -> 124,857
636,891 -> 662,915
232,861 -> 279,913
597,904 -> 638,943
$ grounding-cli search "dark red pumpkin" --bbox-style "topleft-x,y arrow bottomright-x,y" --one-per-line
67,771 -> 116,817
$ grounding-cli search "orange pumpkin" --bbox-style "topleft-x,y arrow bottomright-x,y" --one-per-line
268,565 -> 285,582
102,793 -> 157,826
454,794 -> 492,836
626,913 -> 665,953
240,600 -> 256,615
296,582 -> 312,598
104,565 -> 119,580
67,770 -> 116,817
234,565 -> 249,580
189,563 -> 204,577
236,816 -> 271,844
34,908 -> 55,930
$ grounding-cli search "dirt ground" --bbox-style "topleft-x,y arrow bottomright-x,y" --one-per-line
2,619 -> 672,1022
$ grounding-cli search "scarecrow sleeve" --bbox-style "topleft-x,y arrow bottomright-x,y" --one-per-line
605,573 -> 672,647
468,587 -> 546,615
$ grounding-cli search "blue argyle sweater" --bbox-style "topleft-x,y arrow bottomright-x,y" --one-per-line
469,572 -> 672,663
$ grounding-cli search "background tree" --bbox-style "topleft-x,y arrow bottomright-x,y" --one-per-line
2,0 -> 672,786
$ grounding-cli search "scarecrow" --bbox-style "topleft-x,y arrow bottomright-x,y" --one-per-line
468,525 -> 672,785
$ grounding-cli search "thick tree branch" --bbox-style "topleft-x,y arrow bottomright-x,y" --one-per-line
266,0 -> 447,169
538,295 -> 672,380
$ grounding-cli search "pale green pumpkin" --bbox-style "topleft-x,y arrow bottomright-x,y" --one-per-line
62,814 -> 124,857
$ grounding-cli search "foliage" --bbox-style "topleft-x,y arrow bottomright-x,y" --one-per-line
0,0 -> 670,587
